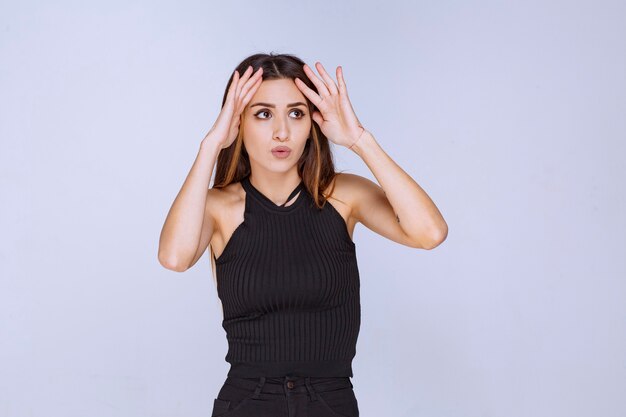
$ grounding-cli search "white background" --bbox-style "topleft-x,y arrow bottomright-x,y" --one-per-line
1,1 -> 625,416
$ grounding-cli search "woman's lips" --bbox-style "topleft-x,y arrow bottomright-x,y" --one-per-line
271,149 -> 291,159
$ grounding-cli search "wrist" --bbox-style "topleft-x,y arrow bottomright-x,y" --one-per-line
348,127 -> 366,150
200,133 -> 224,153
349,129 -> 376,155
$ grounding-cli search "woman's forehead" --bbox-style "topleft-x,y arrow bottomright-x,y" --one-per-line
251,78 -> 306,105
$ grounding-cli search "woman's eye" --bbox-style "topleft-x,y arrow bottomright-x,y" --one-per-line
254,109 -> 306,119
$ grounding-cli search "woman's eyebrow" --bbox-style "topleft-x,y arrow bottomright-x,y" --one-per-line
249,102 -> 307,108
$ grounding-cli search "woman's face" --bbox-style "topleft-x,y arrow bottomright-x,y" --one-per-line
241,78 -> 312,175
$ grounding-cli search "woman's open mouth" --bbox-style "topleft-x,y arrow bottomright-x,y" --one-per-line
271,148 -> 292,159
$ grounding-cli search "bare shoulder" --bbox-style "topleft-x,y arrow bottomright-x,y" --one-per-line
324,172 -> 368,212
207,181 -> 246,258
207,181 -> 245,229
322,173 -> 368,240
327,172 -> 384,224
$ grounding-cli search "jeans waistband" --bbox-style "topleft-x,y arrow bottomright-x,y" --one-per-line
224,376 -> 353,401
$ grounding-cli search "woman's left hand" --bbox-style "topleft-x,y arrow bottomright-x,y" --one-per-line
295,62 -> 365,148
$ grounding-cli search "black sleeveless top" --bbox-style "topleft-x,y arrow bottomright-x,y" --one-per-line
213,175 -> 361,377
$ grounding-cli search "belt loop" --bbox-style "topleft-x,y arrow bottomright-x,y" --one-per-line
304,377 -> 317,401
253,376 -> 266,398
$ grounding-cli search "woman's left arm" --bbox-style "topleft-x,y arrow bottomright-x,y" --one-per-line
296,61 -> 448,249
348,130 -> 448,250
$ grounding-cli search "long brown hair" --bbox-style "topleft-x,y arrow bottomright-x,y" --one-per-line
209,52 -> 345,282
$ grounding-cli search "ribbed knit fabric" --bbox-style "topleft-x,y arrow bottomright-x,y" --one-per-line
213,175 -> 361,377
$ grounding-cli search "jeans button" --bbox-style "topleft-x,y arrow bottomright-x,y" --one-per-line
287,381 -> 294,389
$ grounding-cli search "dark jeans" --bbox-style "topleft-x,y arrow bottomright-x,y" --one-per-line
211,375 -> 359,417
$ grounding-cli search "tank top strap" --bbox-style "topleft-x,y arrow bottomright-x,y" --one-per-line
241,176 -> 306,213
281,182 -> 305,207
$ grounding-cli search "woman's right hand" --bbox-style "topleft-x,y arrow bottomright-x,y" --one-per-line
204,65 -> 264,150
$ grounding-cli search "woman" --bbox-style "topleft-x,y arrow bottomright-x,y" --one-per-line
158,53 -> 448,417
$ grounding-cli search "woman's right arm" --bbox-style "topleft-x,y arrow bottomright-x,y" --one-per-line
157,65 -> 264,272
158,136 -> 222,272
